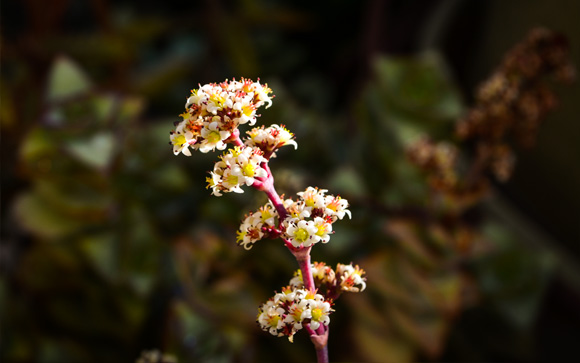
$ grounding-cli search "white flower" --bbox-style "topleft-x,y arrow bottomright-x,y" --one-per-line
206,91 -> 228,114
199,121 -> 231,153
169,122 -> 195,156
324,195 -> 351,221
220,167 -> 244,193
206,170 -> 223,196
274,287 -> 300,304
253,82 -> 273,109
235,201 -> 280,250
312,217 -> 332,243
244,125 -> 297,155
256,203 -> 277,227
235,147 -> 267,186
336,263 -> 366,292
257,287 -> 331,340
301,299 -> 331,330
208,146 -> 268,196
271,124 -> 297,149
236,213 -> 264,250
186,89 -> 206,108
312,262 -> 335,285
288,262 -> 337,290
257,300 -> 286,337
288,270 -> 303,288
233,93 -> 256,125
283,302 -> 305,331
297,187 -> 327,211
284,218 -> 318,248
171,78 -> 274,156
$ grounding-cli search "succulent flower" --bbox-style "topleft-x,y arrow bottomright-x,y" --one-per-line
170,78 -> 274,155
257,287 -> 333,340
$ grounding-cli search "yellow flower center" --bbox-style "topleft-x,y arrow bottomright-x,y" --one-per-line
207,130 -> 221,144
311,307 -> 323,322
230,146 -> 242,157
291,308 -> 303,321
261,210 -> 273,223
242,104 -> 254,116
209,93 -> 225,108
327,199 -> 339,211
172,134 -> 186,146
268,315 -> 280,327
225,174 -> 238,185
242,163 -> 255,177
294,228 -> 309,242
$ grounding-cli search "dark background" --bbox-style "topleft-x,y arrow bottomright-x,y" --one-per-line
2,0 -> 579,362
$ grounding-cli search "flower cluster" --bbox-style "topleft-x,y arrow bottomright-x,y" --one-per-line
283,187 -> 350,248
236,202 -> 278,250
289,262 -> 367,294
245,124 -> 297,157
206,146 -> 268,196
335,263 -> 367,293
169,79 -> 366,354
257,287 -> 333,340
170,78 -> 273,156
236,187 -> 351,249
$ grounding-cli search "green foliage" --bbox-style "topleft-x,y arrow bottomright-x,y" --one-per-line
2,3 -> 575,362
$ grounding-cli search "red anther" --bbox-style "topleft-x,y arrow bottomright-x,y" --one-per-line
248,228 -> 261,240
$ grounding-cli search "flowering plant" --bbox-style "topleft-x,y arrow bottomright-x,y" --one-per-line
169,78 -> 366,362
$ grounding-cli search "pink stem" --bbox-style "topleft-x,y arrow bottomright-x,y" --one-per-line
292,246 -> 315,291
315,343 -> 329,363
260,173 -> 288,222
228,128 -> 244,146
304,324 -> 317,336
253,160 -> 328,362
310,328 -> 329,363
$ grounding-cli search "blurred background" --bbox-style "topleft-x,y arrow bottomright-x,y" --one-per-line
1,0 -> 579,362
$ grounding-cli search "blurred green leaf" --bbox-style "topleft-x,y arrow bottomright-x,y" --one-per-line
66,132 -> 115,169
153,164 -> 190,191
387,304 -> 445,358
35,178 -> 111,215
116,96 -> 144,125
328,166 -> 367,199
13,192 -> 84,239
349,295 -> 414,363
369,52 -> 465,149
47,56 -> 92,103
92,95 -> 117,124
374,52 -> 464,121
19,127 -> 58,162
475,222 -> 556,329
80,233 -> 119,281
4,6 -> 575,362
122,205 -> 161,296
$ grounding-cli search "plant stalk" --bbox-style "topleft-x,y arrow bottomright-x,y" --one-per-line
259,166 -> 329,363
